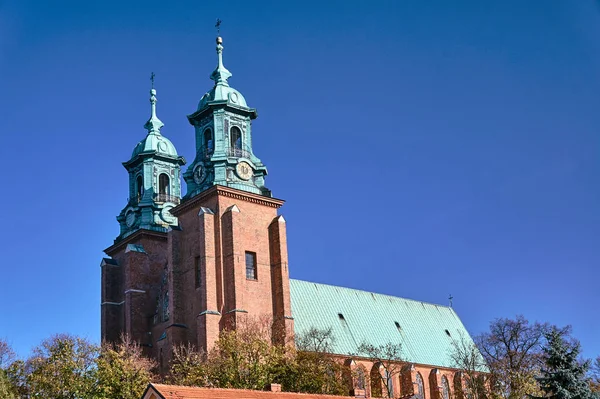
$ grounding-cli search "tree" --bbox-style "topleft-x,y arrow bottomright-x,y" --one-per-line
283,327 -> 347,395
356,341 -> 403,398
206,321 -> 283,390
0,339 -> 17,399
168,323 -> 347,395
590,357 -> 600,394
94,335 -> 157,399
475,316 -> 549,399
532,328 -> 594,399
450,332 -> 488,399
25,334 -> 98,399
169,343 -> 209,387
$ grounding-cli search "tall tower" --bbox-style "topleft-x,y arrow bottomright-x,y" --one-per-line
183,36 -> 270,198
160,36 -> 293,362
101,86 -> 185,347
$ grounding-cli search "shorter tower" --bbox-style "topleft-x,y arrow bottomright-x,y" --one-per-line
101,86 -> 185,348
116,88 -> 186,239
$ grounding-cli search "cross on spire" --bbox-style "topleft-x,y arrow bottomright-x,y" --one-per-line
215,18 -> 222,36
150,72 -> 155,89
448,294 -> 454,308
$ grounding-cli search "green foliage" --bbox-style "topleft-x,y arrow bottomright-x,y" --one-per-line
533,328 -> 595,399
0,339 -> 17,399
0,369 -> 16,399
169,322 -> 347,395
0,334 -> 157,399
94,336 -> 156,399
207,327 -> 282,390
169,344 -> 209,387
590,357 -> 600,394
26,334 -> 98,399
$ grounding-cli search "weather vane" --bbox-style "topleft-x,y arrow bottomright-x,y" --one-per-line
215,18 -> 222,35
449,294 -> 454,308
150,72 -> 155,90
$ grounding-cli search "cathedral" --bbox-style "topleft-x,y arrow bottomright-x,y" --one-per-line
101,35 -> 478,399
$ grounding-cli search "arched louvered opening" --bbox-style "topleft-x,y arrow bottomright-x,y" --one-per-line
230,126 -> 242,150
136,175 -> 143,201
159,173 -> 170,195
204,128 -> 213,152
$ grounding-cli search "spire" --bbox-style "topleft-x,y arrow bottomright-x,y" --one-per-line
144,73 -> 164,134
210,36 -> 232,86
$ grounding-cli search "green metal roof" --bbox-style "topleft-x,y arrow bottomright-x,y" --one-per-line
290,279 -> 477,369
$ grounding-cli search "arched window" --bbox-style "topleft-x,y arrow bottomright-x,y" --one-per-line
356,365 -> 366,390
136,175 -> 143,201
442,376 -> 451,399
370,364 -> 383,398
230,126 -> 242,150
204,128 -> 213,153
415,372 -> 425,399
159,173 -> 170,195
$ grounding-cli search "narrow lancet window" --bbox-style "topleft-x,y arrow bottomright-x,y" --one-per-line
245,251 -> 257,280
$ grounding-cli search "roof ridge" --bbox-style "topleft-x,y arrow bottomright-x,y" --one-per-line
289,278 -> 456,312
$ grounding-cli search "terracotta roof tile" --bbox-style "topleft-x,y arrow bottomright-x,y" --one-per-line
148,384 -> 351,399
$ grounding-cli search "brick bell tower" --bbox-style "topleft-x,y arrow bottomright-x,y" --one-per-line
101,35 -> 293,367
163,35 -> 293,356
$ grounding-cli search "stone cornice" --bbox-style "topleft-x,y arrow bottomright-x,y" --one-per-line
171,185 -> 284,216
104,229 -> 168,256
187,102 -> 257,125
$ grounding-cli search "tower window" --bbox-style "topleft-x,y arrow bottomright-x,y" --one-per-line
245,251 -> 257,280
159,173 -> 170,195
204,128 -> 213,153
136,175 -> 143,201
230,126 -> 242,151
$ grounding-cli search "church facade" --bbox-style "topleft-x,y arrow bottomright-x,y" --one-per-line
101,36 -> 480,399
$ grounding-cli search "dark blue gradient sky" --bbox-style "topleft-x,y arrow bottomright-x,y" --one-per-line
1,0 -> 599,359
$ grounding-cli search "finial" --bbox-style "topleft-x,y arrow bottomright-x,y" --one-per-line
144,73 -> 164,134
448,294 -> 454,308
215,18 -> 222,35
210,19 -> 232,86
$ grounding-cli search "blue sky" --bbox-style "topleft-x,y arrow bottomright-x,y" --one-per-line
1,0 -> 599,360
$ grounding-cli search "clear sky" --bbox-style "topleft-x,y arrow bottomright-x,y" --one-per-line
1,0 -> 599,360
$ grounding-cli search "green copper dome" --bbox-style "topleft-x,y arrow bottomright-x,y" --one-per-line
131,133 -> 179,158
131,88 -> 180,159
197,85 -> 248,110
197,36 -> 249,111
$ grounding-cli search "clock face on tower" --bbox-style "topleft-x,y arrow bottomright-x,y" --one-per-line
236,161 -> 253,180
125,210 -> 136,227
193,164 -> 207,184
